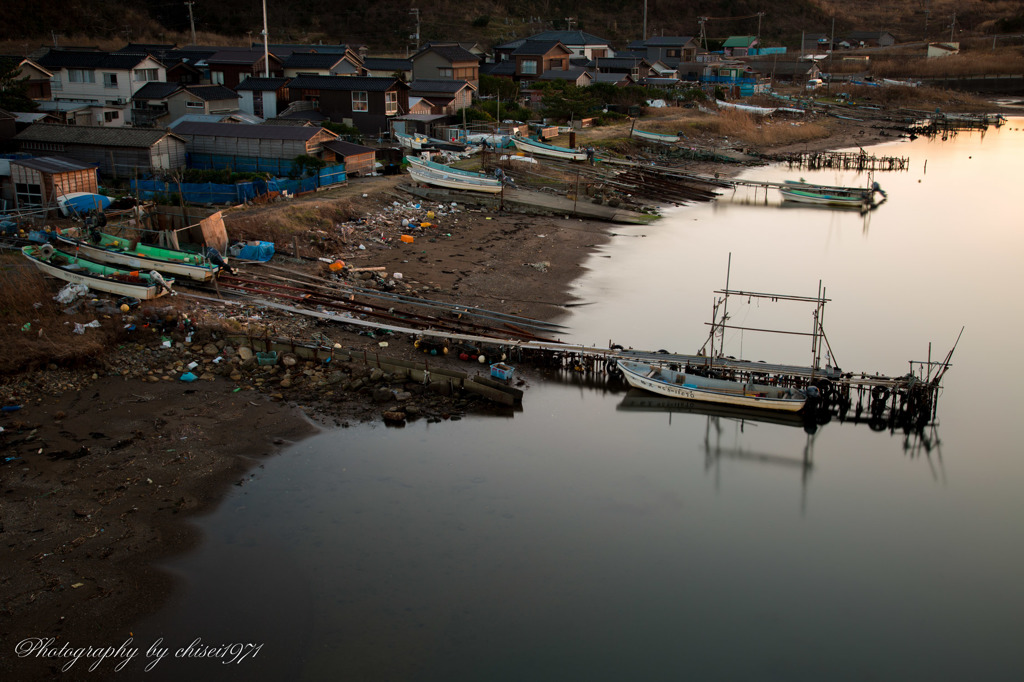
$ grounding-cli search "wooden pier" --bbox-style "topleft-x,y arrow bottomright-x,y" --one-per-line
758,149 -> 910,172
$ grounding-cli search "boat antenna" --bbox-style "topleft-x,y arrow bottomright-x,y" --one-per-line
931,326 -> 964,386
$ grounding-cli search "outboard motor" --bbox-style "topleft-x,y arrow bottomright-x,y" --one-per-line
149,270 -> 174,294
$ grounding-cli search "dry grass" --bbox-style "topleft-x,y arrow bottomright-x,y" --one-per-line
684,109 -> 831,147
843,84 -> 991,110
0,259 -> 128,374
872,50 -> 1024,78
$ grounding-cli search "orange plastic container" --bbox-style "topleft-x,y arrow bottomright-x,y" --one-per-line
400,235 -> 415,243
328,260 -> 345,272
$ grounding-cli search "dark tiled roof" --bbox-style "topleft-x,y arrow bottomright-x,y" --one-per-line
538,68 -> 590,81
37,49 -> 155,70
184,85 -> 239,101
643,36 -> 696,46
0,107 -> 15,120
613,51 -> 645,60
282,53 -> 346,69
409,79 -> 474,93
208,50 -> 269,65
416,45 -> 478,63
286,76 -> 404,92
524,30 -> 611,45
596,57 -> 649,69
324,139 -> 375,156
480,61 -> 516,76
235,77 -> 291,91
15,123 -> 183,148
11,155 -> 94,173
261,118 -> 316,126
171,121 -> 332,141
132,82 -> 182,100
161,48 -> 220,65
113,43 -> 177,54
511,40 -> 566,56
262,43 -> 356,56
592,73 -> 633,84
361,58 -> 412,71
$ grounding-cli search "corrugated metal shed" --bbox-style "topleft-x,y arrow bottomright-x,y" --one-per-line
15,123 -> 185,149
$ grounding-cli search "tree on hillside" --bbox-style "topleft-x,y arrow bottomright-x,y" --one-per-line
540,83 -> 599,122
0,58 -> 38,112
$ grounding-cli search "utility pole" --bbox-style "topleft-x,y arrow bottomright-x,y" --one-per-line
51,31 -> 61,47
261,0 -> 270,77
698,17 -> 708,52
949,11 -> 956,42
757,11 -> 765,42
642,0 -> 647,41
124,26 -> 132,43
410,9 -> 420,51
185,1 -> 197,45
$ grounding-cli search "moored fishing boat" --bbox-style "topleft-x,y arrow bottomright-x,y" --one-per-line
54,230 -> 218,281
22,243 -> 174,299
779,180 -> 885,209
617,359 -> 808,412
511,136 -> 589,161
632,128 -> 681,144
405,157 -> 504,194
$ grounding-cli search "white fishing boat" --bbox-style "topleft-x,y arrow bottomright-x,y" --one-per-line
22,243 -> 174,299
632,128 -> 681,144
511,136 -> 589,161
779,180 -> 885,209
54,229 -> 218,282
406,157 -> 504,194
395,131 -> 477,155
617,359 -> 808,412
57,192 -> 112,217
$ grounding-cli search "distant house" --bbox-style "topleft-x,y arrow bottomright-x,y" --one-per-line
235,77 -> 291,119
422,41 -> 487,59
169,121 -> 338,171
537,68 -> 592,86
323,139 -> 376,176
8,156 -> 98,211
633,36 -> 701,65
593,57 -> 656,80
35,49 -> 167,126
408,80 -> 476,115
504,40 -> 574,84
14,123 -> 187,176
407,96 -> 439,115
362,57 -> 413,81
285,76 -> 409,135
411,44 -> 480,89
592,73 -> 638,87
844,32 -> 896,48
166,85 -> 240,120
495,31 -> 614,61
0,56 -> 53,100
206,49 -> 283,88
745,59 -> 821,82
130,81 -> 182,127
723,36 -> 760,57
281,51 -> 362,78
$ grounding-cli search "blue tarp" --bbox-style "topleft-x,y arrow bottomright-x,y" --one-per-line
130,164 -> 346,204
235,241 -> 275,261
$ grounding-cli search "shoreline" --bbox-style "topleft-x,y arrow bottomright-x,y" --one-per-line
0,110 -> 993,679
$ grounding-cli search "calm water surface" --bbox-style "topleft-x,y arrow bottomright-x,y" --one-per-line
140,120 -> 1024,681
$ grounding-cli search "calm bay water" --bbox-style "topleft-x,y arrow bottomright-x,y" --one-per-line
140,120 -> 1024,681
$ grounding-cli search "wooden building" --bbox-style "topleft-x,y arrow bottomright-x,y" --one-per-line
323,139 -> 376,176
285,76 -> 409,136
169,121 -> 338,173
14,123 -> 187,177
9,156 -> 99,211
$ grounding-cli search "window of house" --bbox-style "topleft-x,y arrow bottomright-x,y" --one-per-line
103,73 -> 118,88
667,49 -> 680,58
15,183 -> 43,207
385,90 -> 397,115
352,91 -> 368,112
520,60 -> 538,75
438,68 -> 453,78
51,75 -> 62,91
68,69 -> 95,83
134,68 -> 159,82
104,110 -> 119,122
211,71 -> 225,85
186,100 -> 204,109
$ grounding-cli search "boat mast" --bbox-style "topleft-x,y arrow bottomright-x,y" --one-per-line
721,253 -> 731,360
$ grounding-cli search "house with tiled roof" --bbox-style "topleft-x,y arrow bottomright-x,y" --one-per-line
537,68 -> 592,86
843,32 -> 896,48
722,36 -> 760,57
408,79 -> 476,115
592,56 -> 657,80
633,36 -> 701,66
129,83 -> 239,127
235,77 -> 291,119
206,49 -> 283,88
411,45 -> 480,88
495,31 -> 614,61
35,49 -> 167,126
285,76 -> 409,135
500,41 -> 574,84
361,58 -> 413,81
281,51 -> 362,78
591,72 -> 638,87
422,41 -> 487,58
0,56 -> 53,100
14,123 -> 186,176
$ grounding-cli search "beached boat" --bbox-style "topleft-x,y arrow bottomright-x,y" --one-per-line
57,192 -> 112,217
54,230 -> 218,282
406,157 -> 504,194
511,136 -> 589,161
779,180 -> 885,209
632,128 -> 681,144
395,131 -> 477,155
617,359 -> 808,412
22,243 -> 174,299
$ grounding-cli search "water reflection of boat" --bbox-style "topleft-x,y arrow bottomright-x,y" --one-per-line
616,390 -> 811,428
617,359 -> 808,412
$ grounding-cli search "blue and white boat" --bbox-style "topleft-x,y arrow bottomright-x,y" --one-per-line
405,156 -> 504,194
511,136 -> 589,161
632,128 -> 681,144
58,192 -> 112,217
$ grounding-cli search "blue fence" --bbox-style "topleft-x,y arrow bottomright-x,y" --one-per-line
750,47 -> 787,56
131,164 -> 347,204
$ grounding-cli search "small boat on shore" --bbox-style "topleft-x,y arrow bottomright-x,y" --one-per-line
779,179 -> 885,209
54,230 -> 218,281
511,136 -> 589,161
395,131 -> 477,155
616,389 -> 810,427
617,359 -> 808,412
406,157 -> 504,194
57,192 -> 112,217
632,128 -> 681,145
22,243 -> 174,299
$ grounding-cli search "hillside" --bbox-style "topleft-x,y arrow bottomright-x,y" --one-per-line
1,0 -> 1022,55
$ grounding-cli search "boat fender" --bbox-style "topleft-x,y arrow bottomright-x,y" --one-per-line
871,385 -> 890,402
39,243 -> 55,259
